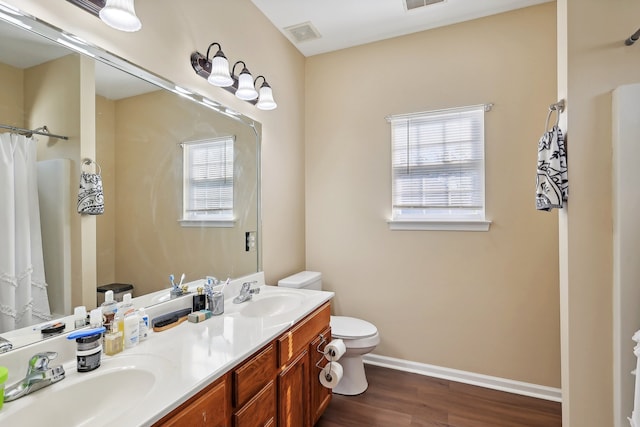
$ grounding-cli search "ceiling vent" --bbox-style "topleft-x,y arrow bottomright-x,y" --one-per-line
404,0 -> 445,11
284,21 -> 321,44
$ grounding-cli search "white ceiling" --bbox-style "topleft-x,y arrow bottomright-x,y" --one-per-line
250,0 -> 553,57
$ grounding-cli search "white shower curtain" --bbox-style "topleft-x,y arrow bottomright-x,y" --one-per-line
0,133 -> 51,333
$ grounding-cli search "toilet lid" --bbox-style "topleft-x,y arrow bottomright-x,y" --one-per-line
330,316 -> 377,339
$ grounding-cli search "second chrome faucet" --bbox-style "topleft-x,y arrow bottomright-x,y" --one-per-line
4,351 -> 65,402
233,281 -> 260,304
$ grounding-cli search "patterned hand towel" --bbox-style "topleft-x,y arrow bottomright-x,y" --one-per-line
536,125 -> 568,211
77,163 -> 104,215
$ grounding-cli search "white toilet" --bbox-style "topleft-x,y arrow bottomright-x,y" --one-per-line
278,271 -> 380,396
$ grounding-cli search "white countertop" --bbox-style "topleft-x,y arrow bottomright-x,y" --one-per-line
0,273 -> 334,426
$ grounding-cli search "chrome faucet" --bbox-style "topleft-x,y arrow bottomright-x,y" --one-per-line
0,336 -> 12,353
233,281 -> 260,304
4,351 -> 65,402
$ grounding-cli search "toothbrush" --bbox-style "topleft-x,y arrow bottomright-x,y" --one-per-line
221,278 -> 230,294
178,273 -> 186,288
169,274 -> 176,289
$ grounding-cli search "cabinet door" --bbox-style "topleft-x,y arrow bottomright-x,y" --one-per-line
278,349 -> 309,427
234,381 -> 276,427
309,328 -> 332,425
157,375 -> 229,427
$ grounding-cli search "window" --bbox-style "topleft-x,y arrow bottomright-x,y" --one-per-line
387,104 -> 491,231
181,136 -> 235,226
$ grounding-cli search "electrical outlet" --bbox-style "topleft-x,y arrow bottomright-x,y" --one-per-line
245,231 -> 256,252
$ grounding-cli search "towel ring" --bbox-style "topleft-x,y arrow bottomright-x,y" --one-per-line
545,100 -> 565,132
82,158 -> 101,175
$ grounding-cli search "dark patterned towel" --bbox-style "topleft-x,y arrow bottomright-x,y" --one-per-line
536,125 -> 568,211
77,170 -> 104,215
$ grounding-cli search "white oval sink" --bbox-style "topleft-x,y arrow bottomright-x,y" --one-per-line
240,294 -> 304,318
0,355 -> 172,427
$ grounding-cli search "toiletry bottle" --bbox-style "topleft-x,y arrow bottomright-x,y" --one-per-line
193,287 -> 206,311
89,308 -> 103,328
113,308 -> 124,348
117,293 -> 134,345
100,290 -> 118,333
74,306 -> 87,329
104,322 -> 123,356
124,309 -> 139,348
119,293 -> 135,317
138,308 -> 149,341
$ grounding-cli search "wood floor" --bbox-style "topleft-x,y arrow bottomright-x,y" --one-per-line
315,364 -> 561,427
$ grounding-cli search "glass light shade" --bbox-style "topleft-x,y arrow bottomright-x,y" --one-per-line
256,85 -> 277,110
208,55 -> 233,87
235,71 -> 258,101
99,0 -> 142,32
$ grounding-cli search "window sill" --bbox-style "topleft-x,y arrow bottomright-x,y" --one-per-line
387,219 -> 492,232
179,219 -> 236,228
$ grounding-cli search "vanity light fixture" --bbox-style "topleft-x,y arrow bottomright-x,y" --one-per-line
99,0 -> 142,32
191,43 -> 277,110
254,76 -> 277,111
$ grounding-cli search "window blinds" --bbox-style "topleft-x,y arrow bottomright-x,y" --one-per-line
389,105 -> 485,220
182,136 -> 234,220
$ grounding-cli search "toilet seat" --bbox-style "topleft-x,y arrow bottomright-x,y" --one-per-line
330,316 -> 377,339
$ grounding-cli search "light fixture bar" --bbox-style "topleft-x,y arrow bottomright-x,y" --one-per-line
190,47 -> 276,110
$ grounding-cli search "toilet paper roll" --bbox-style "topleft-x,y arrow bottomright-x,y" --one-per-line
324,339 -> 346,362
319,362 -> 343,389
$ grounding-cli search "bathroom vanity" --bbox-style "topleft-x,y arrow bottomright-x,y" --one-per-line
0,274 -> 335,426
155,302 -> 332,427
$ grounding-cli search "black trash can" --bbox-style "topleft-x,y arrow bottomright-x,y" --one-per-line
97,283 -> 134,306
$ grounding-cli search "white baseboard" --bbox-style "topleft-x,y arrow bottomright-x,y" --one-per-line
363,353 -> 562,402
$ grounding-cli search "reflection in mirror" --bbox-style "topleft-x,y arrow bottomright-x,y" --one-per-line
0,7 -> 261,349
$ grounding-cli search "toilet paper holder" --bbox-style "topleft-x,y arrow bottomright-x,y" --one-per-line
315,333 -> 329,370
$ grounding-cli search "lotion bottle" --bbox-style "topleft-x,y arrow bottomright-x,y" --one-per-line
124,309 -> 139,348
138,308 -> 149,341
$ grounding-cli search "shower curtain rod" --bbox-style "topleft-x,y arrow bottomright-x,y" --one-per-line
0,124 -> 69,140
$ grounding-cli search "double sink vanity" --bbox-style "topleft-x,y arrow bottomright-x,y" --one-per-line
0,273 -> 335,426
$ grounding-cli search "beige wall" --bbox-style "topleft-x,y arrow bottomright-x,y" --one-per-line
96,95 -> 116,286
0,62 -> 24,127
558,0 -> 640,425
305,4 -> 560,387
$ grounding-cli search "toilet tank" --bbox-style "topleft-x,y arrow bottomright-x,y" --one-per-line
278,271 -> 322,291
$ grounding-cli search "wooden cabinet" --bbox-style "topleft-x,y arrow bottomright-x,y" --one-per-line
154,374 -> 230,427
154,302 -> 331,427
276,303 -> 331,427
277,349 -> 309,427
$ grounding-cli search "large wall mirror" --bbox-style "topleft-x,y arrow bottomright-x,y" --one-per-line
0,6 -> 261,349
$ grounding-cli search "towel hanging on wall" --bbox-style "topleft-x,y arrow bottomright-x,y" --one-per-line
77,158 -> 104,215
536,102 -> 568,211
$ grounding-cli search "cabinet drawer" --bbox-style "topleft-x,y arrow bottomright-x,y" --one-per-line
233,380 -> 276,427
234,343 -> 277,408
155,375 -> 229,427
277,303 -> 330,367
